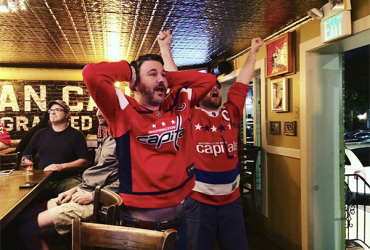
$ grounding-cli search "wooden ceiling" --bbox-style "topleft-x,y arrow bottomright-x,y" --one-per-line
0,0 -> 327,69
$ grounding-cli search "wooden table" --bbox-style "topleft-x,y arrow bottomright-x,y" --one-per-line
0,170 -> 52,230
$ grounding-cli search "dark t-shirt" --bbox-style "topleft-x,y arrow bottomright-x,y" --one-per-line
23,126 -> 89,179
15,121 -> 49,154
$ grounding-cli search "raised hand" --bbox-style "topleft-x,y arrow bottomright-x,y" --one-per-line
251,38 -> 264,53
157,30 -> 172,49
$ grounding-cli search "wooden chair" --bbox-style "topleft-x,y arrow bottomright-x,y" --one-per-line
0,152 -> 21,170
72,217 -> 177,250
92,185 -> 122,225
238,145 -> 261,216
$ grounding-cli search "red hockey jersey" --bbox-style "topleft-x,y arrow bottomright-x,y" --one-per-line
190,82 -> 249,205
0,123 -> 11,146
83,61 -> 215,208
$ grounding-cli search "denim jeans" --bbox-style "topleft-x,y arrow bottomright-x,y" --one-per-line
184,196 -> 249,250
120,202 -> 188,250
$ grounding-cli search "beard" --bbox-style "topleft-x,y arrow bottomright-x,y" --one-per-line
200,96 -> 222,109
137,82 -> 166,107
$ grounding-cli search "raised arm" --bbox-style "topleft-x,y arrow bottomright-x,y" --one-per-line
158,30 -> 215,106
235,38 -> 264,84
82,61 -> 133,120
166,70 -> 216,107
224,38 -> 264,120
158,30 -> 178,71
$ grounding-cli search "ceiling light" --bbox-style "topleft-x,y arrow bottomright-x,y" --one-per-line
3,0 -> 26,12
0,0 -> 9,12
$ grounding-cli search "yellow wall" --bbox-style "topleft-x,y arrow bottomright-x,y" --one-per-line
265,154 -> 301,249
264,30 -> 302,248
230,3 -> 367,249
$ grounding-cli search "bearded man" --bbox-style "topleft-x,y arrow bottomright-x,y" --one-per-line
82,34 -> 215,249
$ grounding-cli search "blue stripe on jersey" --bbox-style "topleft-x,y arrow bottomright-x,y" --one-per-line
194,164 -> 239,185
165,87 -> 182,112
116,131 -> 132,194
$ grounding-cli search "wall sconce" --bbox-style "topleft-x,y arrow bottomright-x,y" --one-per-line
329,0 -> 351,11
308,0 -> 351,20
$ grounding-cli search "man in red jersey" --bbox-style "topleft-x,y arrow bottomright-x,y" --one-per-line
83,31 -> 215,248
0,123 -> 11,150
161,34 -> 264,249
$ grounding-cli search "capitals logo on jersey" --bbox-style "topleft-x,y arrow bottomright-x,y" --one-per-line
176,102 -> 186,111
196,139 -> 237,157
137,115 -> 185,151
221,110 -> 230,122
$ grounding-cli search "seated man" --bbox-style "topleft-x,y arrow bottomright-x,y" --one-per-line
0,122 -> 11,150
23,100 -> 89,200
19,108 -> 118,250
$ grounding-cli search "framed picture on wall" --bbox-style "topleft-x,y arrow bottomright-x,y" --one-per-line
284,121 -> 297,136
266,32 -> 294,78
271,77 -> 288,112
269,121 -> 281,135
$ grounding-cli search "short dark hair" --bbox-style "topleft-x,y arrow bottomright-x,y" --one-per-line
130,54 -> 164,86
216,80 -> 221,89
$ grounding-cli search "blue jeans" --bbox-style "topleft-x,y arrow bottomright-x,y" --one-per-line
184,197 -> 249,250
120,210 -> 188,250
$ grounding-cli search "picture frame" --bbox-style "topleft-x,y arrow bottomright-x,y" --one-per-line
284,121 -> 297,136
269,121 -> 281,135
271,77 -> 288,112
266,32 -> 294,78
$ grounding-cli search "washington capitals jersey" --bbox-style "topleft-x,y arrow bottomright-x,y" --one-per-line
190,82 -> 249,205
83,61 -> 215,208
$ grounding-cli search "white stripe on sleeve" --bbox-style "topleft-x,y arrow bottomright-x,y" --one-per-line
180,88 -> 192,101
115,88 -> 129,110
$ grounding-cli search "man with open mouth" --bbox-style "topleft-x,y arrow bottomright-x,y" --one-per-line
161,36 -> 264,250
83,30 -> 215,249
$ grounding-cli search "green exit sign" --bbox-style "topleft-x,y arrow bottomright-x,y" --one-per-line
321,11 -> 352,43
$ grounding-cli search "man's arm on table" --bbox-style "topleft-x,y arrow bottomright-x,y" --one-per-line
44,158 -> 88,172
0,141 -> 9,150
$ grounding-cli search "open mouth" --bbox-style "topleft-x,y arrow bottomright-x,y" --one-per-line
154,86 -> 165,94
211,92 -> 218,98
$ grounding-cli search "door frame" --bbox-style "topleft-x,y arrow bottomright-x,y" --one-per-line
300,15 -> 370,250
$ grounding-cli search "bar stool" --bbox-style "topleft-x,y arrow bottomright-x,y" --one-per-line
238,145 -> 261,221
